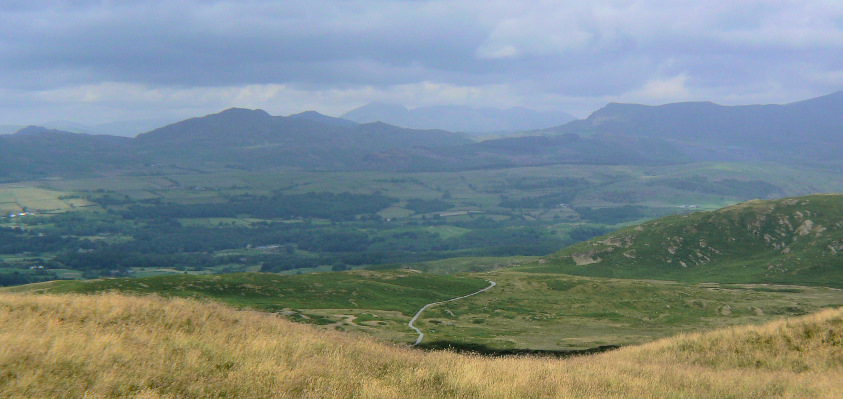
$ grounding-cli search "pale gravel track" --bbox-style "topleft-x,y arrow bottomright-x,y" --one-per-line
408,280 -> 496,347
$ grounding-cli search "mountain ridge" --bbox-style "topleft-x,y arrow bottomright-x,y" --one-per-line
3,90 -> 843,179
542,91 -> 843,164
131,107 -> 473,170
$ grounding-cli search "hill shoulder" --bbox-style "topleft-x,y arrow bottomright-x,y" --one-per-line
521,194 -> 843,287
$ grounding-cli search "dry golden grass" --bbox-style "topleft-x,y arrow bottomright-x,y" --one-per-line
0,292 -> 840,398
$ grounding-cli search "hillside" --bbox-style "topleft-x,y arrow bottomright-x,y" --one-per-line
0,292 -> 840,397
523,194 -> 843,286
19,270 -> 489,316
133,108 -> 473,170
0,127 -> 136,180
11,269 -> 842,352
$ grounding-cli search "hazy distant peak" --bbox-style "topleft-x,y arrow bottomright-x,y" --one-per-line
784,89 -> 843,108
13,125 -> 47,135
359,120 -> 393,128
342,102 -> 576,134
356,102 -> 410,113
342,102 -> 411,124
214,107 -> 272,118
594,102 -> 649,111
13,125 -> 77,136
287,110 -> 357,128
798,89 -> 843,101
41,120 -> 93,134
587,101 -> 759,125
289,110 -> 324,118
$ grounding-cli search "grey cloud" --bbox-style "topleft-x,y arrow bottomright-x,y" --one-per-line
1,1 -> 490,89
2,0 -> 843,124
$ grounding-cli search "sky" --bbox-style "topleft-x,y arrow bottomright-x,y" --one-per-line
2,0 -> 843,126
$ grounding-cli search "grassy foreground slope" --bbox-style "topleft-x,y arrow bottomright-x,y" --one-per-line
523,194 -> 843,286
12,270 -> 842,350
6,270 -> 492,344
0,292 -> 841,398
417,271 -> 843,351
9,270 -> 489,316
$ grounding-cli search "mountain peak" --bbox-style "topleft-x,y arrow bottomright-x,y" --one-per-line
14,125 -> 50,135
214,107 -> 272,119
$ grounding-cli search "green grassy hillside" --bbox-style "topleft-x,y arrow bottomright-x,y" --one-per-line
11,269 -> 842,351
522,194 -> 843,287
1,292 -> 841,398
9,270 -> 488,317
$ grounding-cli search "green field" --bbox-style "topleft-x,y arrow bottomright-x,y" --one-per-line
0,185 -> 94,215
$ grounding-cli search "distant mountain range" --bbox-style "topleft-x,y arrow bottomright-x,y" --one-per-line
342,103 -> 577,133
543,90 -> 843,164
39,118 -> 181,137
2,91 -> 842,180
0,109 -> 475,179
1,119 -> 181,137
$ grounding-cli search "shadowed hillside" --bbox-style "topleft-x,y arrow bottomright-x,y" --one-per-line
133,108 -> 472,170
0,127 -> 136,179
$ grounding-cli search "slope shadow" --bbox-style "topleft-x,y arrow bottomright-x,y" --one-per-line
416,340 -> 620,358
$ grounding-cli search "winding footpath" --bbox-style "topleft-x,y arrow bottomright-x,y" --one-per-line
408,280 -> 496,347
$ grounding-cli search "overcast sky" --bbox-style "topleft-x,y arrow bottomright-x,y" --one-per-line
2,0 -> 842,125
